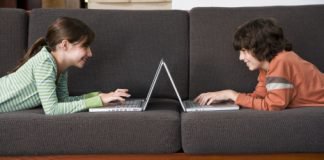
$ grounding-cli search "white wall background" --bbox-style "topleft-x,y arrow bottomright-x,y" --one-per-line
172,0 -> 324,10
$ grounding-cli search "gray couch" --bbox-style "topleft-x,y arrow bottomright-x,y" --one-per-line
0,5 -> 324,155
184,6 -> 324,154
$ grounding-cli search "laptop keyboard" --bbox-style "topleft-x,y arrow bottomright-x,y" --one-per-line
183,101 -> 199,108
117,99 -> 143,108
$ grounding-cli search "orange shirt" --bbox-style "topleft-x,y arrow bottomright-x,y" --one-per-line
235,51 -> 324,111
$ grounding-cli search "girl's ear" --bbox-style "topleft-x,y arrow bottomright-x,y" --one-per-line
58,40 -> 69,50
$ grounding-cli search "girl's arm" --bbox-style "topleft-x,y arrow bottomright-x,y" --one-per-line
56,71 -> 101,102
34,60 -> 102,115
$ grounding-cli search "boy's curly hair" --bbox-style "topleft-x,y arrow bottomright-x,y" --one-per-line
233,18 -> 292,62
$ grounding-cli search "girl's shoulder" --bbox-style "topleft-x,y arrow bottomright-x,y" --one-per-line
33,47 -> 52,60
30,47 -> 55,65
28,47 -> 57,72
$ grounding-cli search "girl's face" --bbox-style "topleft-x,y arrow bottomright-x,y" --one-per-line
239,49 -> 262,71
67,41 -> 92,68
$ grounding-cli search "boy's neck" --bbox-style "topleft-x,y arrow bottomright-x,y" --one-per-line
261,61 -> 270,72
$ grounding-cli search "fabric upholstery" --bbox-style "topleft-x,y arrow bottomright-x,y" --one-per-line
0,99 -> 181,155
189,5 -> 324,98
0,9 -> 187,155
0,8 -> 27,77
182,107 -> 324,153
28,9 -> 189,99
1,6 -> 324,155
184,5 -> 324,154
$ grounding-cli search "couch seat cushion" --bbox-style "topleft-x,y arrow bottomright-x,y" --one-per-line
0,99 -> 181,155
181,107 -> 324,154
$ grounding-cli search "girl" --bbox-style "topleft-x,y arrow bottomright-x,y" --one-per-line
0,17 -> 130,115
194,18 -> 324,111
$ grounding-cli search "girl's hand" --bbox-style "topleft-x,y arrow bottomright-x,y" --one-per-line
99,89 -> 131,105
194,90 -> 239,105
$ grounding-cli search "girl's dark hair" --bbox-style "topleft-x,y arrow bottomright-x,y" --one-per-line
233,18 -> 292,62
11,17 -> 95,72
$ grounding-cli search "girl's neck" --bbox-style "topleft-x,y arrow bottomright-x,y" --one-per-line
51,51 -> 70,76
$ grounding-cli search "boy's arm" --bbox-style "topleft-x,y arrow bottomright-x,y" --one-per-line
235,62 -> 294,111
236,87 -> 294,111
248,70 -> 267,98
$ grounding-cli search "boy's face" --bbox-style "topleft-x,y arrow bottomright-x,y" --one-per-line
239,49 -> 262,71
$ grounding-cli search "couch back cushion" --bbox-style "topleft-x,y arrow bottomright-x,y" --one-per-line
189,5 -> 324,98
0,9 -> 27,77
28,9 -> 189,99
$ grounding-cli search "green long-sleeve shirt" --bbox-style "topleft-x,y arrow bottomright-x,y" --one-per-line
0,47 -> 103,115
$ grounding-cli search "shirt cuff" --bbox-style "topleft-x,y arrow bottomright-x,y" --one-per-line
83,92 -> 100,99
235,93 -> 252,109
84,95 -> 103,108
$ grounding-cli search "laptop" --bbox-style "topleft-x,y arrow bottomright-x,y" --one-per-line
89,60 -> 165,112
160,59 -> 240,112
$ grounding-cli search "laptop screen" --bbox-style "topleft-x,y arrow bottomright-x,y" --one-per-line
142,59 -> 165,110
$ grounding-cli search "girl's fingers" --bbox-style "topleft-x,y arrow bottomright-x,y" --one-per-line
115,92 -> 131,98
115,88 -> 129,93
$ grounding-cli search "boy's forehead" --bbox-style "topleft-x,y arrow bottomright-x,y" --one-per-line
240,48 -> 254,54
240,48 -> 248,51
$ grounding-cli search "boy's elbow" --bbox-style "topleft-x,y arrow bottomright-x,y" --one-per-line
264,99 -> 289,111
259,103 -> 286,111
268,103 -> 288,111
268,107 -> 284,111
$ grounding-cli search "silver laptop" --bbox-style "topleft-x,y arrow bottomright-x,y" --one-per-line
160,59 -> 240,112
89,60 -> 165,112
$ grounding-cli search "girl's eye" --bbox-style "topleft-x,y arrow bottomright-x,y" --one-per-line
81,46 -> 89,49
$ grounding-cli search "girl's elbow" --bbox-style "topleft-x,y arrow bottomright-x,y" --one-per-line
43,108 -> 60,115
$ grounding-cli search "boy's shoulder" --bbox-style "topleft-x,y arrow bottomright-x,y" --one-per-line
272,51 -> 300,66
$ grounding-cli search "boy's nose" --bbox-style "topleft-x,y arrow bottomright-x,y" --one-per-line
239,52 -> 244,61
88,49 -> 93,57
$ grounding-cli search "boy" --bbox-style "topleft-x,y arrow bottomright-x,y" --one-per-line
194,18 -> 324,111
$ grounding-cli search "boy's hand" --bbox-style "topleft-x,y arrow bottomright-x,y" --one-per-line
194,90 -> 239,105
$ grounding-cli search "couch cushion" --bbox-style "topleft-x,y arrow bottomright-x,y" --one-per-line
189,5 -> 324,98
0,8 -> 27,77
28,9 -> 189,100
0,98 -> 181,155
182,107 -> 324,154
185,5 -> 324,154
